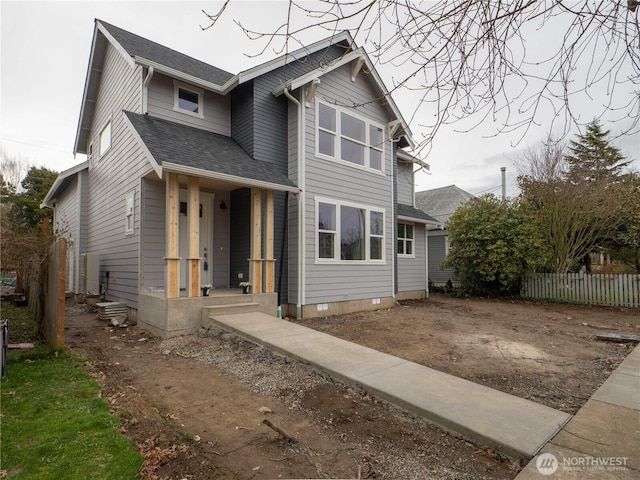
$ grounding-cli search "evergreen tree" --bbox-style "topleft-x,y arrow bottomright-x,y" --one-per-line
564,120 -> 629,184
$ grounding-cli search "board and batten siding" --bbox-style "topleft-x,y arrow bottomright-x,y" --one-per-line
396,161 -> 415,206
147,72 -> 230,135
427,231 -> 457,285
85,41 -> 153,309
231,82 -> 255,156
397,223 -> 426,292
301,64 -> 394,305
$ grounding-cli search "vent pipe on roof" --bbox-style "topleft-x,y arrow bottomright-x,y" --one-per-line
501,167 -> 506,200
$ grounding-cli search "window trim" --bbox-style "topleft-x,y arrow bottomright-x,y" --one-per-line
125,190 -> 135,236
315,99 -> 386,174
99,120 -> 112,157
398,221 -> 415,258
173,80 -> 204,119
315,196 -> 386,264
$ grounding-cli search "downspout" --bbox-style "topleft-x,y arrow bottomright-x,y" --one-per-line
284,86 -> 305,319
142,66 -> 154,114
391,143 -> 397,305
425,226 -> 430,299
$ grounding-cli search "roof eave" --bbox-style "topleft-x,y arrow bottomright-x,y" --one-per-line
238,31 -> 355,86
133,56 -> 235,94
161,162 -> 300,193
397,214 -> 439,225
41,161 -> 89,208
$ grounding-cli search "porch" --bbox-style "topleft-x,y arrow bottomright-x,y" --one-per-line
138,288 -> 277,338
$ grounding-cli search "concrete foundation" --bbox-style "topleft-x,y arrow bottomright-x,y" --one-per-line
396,290 -> 426,301
285,296 -> 395,320
138,291 -> 277,338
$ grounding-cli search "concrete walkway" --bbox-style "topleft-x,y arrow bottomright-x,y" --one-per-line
208,312 -> 571,459
516,345 -> 640,479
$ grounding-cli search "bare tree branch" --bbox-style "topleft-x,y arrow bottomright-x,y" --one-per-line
203,0 -> 639,155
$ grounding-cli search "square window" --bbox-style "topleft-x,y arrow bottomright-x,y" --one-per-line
178,88 -> 199,113
318,130 -> 335,157
174,81 -> 204,118
341,112 -> 365,142
341,137 -> 365,165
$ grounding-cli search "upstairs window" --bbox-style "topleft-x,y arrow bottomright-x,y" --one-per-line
316,101 -> 385,172
398,222 -> 414,256
174,81 -> 204,118
99,121 -> 111,156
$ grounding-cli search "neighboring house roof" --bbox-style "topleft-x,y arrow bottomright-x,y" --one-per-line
397,204 -> 439,225
415,185 -> 475,225
124,112 -> 299,193
41,161 -> 89,208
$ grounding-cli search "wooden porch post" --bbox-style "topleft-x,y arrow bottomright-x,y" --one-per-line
187,176 -> 200,297
265,190 -> 275,293
165,172 -> 180,299
250,188 -> 263,294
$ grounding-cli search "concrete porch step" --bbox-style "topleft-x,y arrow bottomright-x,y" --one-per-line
203,302 -> 261,318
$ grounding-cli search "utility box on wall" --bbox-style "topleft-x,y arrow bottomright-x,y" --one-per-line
80,253 -> 100,295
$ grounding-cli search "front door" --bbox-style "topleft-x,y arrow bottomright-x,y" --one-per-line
178,190 -> 213,292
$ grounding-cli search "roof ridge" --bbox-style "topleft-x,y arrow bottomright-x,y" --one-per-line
96,19 -> 234,80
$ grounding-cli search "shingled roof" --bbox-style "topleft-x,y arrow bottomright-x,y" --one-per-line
397,204 -> 438,224
98,20 -> 234,86
415,185 -> 475,225
124,112 -> 297,191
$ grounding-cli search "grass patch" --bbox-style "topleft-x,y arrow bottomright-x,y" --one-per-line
0,304 -> 142,479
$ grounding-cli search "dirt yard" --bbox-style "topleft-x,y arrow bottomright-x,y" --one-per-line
63,294 -> 639,479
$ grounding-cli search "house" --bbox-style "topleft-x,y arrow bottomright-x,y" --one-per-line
415,185 -> 474,286
42,19 -> 435,337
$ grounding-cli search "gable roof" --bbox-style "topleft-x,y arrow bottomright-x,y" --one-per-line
124,112 -> 298,192
272,47 -> 414,148
415,185 -> 475,225
41,161 -> 89,208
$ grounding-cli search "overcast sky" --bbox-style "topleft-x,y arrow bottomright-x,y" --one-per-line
1,1 -> 638,198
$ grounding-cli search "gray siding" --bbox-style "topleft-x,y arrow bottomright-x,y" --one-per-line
141,179 -> 165,289
54,177 -> 80,292
301,64 -> 395,304
147,72 -> 230,135
427,231 -> 457,285
396,161 -> 415,206
397,223 -> 426,292
85,41 -> 151,309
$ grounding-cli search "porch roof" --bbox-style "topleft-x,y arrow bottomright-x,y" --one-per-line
124,112 -> 299,192
397,203 -> 439,225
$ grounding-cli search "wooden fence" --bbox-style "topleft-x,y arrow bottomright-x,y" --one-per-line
41,240 -> 66,348
521,273 -> 640,308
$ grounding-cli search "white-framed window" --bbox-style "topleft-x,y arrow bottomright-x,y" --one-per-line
99,120 -> 112,156
316,100 -> 385,172
173,80 -> 204,118
398,222 -> 414,257
316,197 -> 385,263
125,191 -> 135,235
